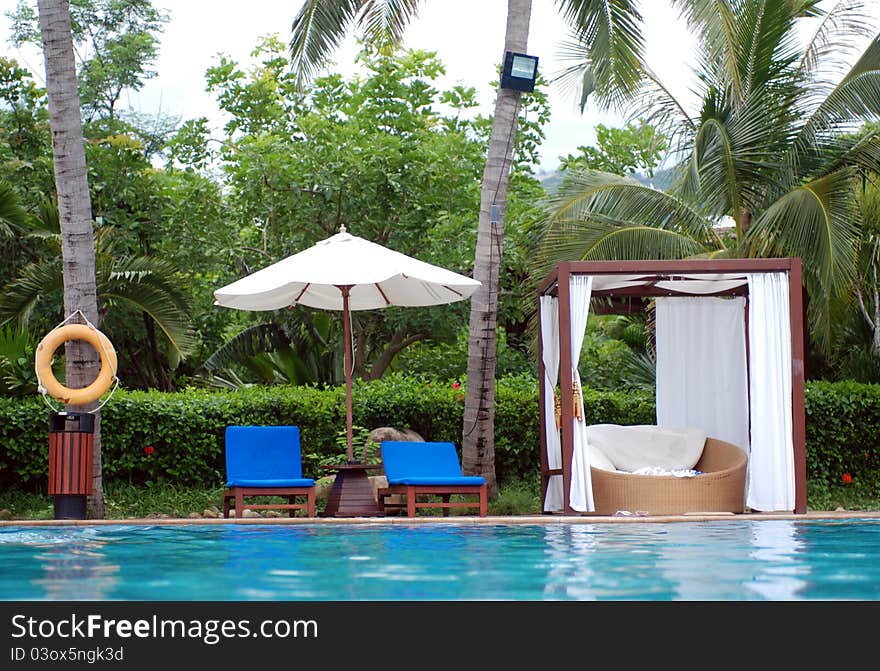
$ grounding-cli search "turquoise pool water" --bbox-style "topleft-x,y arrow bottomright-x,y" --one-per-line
1,519 -> 878,600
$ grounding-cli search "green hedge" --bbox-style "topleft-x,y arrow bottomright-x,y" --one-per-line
805,380 -> 880,486
1,375 -> 877,491
0,373 -> 653,490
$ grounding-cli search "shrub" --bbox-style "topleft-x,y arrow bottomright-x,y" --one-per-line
804,380 -> 880,485
1,376 -> 878,495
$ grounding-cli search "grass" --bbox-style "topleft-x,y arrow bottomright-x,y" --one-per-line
806,479 -> 880,513
0,477 -> 544,520
0,482 -> 226,521
0,477 -> 875,520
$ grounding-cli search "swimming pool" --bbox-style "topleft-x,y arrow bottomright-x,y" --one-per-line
1,519 -> 878,600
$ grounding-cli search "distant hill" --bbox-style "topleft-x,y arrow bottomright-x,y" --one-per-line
538,165 -> 679,194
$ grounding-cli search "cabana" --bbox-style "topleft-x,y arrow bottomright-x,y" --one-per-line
538,258 -> 807,515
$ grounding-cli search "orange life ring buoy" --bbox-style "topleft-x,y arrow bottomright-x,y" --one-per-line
36,323 -> 117,405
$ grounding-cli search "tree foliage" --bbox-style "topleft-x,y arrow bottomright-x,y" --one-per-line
9,0 -> 169,121
194,40 -> 547,386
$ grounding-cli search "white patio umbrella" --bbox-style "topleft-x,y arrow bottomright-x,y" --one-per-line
214,226 -> 481,461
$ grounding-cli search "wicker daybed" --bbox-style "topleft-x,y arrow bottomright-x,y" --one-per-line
590,437 -> 748,516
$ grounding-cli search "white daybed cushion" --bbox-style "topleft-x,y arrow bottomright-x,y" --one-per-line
586,441 -> 617,472
586,424 -> 707,473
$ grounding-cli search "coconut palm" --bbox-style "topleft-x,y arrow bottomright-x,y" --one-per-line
287,0 -> 645,495
533,0 -> 880,355
35,0 -> 106,516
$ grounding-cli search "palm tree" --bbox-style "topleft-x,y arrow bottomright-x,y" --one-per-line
287,0 -> 644,496
534,0 -> 880,356
35,0 -> 105,517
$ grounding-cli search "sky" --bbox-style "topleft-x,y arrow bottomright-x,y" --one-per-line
0,1 -> 877,173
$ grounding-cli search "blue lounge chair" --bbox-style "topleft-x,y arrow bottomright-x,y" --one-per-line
222,425 -> 316,518
378,441 -> 487,517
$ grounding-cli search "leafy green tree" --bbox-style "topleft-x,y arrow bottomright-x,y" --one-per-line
3,2 -> 231,391
533,0 -> 880,356
0,68 -> 213,390
199,42 -> 546,387
9,0 -> 168,121
558,121 -> 667,177
0,57 -> 54,195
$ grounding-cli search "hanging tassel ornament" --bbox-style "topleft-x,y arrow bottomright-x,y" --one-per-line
572,375 -> 583,422
553,392 -> 561,430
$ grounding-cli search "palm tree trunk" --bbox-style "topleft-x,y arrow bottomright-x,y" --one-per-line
37,0 -> 104,518
461,0 -> 531,498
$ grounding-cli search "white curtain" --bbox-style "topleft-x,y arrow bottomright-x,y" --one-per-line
540,296 -> 563,512
569,275 -> 595,512
746,272 -> 795,511
655,296 -> 750,452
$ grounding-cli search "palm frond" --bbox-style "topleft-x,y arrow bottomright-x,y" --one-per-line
358,0 -> 421,49
739,0 -> 804,104
24,197 -> 62,238
533,170 -> 716,279
289,0 -> 364,90
537,221 -> 710,276
0,260 -> 63,330
799,0 -> 876,79
102,257 -> 198,358
671,0 -> 744,99
547,169 -> 720,241
0,181 -> 28,237
807,126 -> 880,179
622,67 -> 696,157
553,0 -> 645,111
620,349 -> 656,389
200,316 -> 336,387
682,90 -> 795,220
795,35 -> 880,151
195,367 -> 252,390
201,322 -> 292,372
289,0 -> 422,89
747,168 -> 860,297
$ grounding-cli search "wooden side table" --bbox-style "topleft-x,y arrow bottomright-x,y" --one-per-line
320,463 -> 384,517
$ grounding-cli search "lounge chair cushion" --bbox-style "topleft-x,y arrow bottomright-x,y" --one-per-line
225,425 -> 314,488
586,424 -> 706,473
381,441 -> 486,486
226,478 -> 315,488
390,476 -> 487,486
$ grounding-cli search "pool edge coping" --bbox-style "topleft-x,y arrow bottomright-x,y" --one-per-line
2,510 -> 879,526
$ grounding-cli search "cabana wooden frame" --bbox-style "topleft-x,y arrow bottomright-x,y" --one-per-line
537,258 -> 807,515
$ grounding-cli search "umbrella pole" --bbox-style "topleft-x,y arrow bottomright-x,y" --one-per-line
341,286 -> 354,462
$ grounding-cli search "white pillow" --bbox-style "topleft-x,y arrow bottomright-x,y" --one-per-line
586,424 -> 706,473
587,441 -> 617,472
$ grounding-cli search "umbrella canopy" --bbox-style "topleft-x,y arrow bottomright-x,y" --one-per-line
214,227 -> 481,460
215,228 -> 481,311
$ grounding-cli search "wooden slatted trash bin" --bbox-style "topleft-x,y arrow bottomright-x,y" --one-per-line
48,412 -> 94,519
